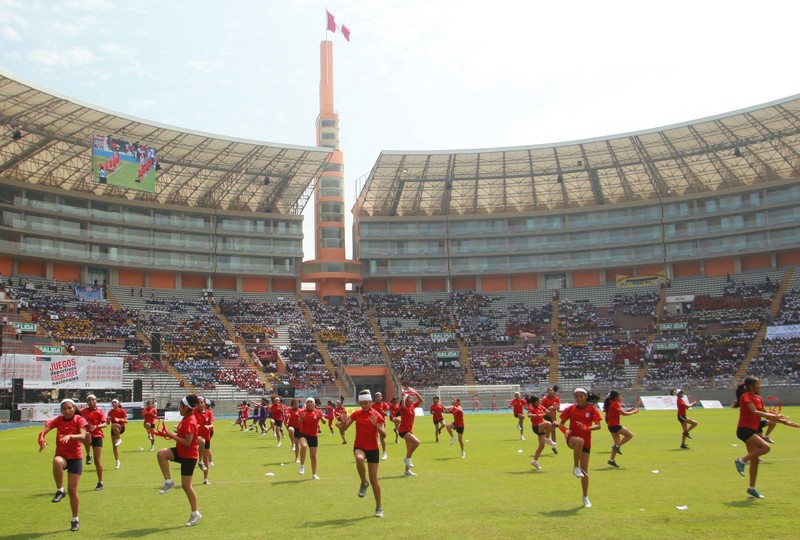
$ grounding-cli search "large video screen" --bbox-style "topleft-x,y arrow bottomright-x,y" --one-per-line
92,133 -> 158,193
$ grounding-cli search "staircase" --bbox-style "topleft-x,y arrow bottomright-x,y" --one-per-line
548,297 -> 560,385
456,336 -> 475,385
213,305 -> 273,391
632,287 -> 667,390
298,297 -> 350,399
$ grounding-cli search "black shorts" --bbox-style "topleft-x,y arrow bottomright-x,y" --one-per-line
532,424 -> 546,436
114,425 -> 126,435
299,433 -> 318,447
608,425 -> 623,433
168,448 -> 197,476
201,436 -> 211,450
737,427 -> 759,442
90,437 -> 104,448
454,426 -> 464,434
357,448 -> 380,464
677,415 -> 687,424
758,419 -> 766,432
64,458 -> 83,475
543,415 -> 554,423
399,431 -> 411,439
433,418 -> 443,424
274,420 -> 283,428
566,436 -> 591,454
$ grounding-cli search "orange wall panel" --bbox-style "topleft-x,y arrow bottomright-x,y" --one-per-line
151,272 -> 176,290
705,257 -> 735,278
213,276 -> 236,290
636,264 -> 664,276
52,263 -> 81,282
17,260 -> 45,277
344,366 -> 387,377
182,274 -> 205,289
482,275 -> 507,292
242,276 -> 268,293
421,278 -> 446,292
673,261 -> 701,278
452,277 -> 476,291
0,256 -> 13,276
573,271 -> 601,288
776,251 -> 800,267
362,279 -> 388,293
271,278 -> 297,292
511,274 -> 537,291
741,254 -> 772,272
391,278 -> 417,294
118,269 -> 145,287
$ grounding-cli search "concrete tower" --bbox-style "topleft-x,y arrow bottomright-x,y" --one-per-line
301,40 -> 362,304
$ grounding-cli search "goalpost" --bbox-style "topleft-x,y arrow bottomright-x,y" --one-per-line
437,384 -> 520,409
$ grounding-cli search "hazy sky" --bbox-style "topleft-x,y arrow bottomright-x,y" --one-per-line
1,0 -> 798,259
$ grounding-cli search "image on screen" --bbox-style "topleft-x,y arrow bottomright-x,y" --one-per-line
92,133 -> 158,193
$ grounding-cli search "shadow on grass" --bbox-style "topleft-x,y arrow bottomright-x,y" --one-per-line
0,533 -> 61,539
724,499 -> 766,508
302,516 -> 375,528
538,506 -> 585,517
112,527 -> 186,537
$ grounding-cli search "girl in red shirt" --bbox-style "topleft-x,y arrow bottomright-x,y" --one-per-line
559,388 -> 602,508
510,392 -> 527,440
142,400 -> 159,452
429,396 -> 446,442
80,394 -> 107,490
334,400 -> 349,444
107,399 -> 128,469
526,395 -> 555,470
340,389 -> 387,518
444,398 -> 466,458
541,385 -> 561,444
673,389 -> 697,449
156,394 -> 201,526
39,399 -> 88,532
285,399 -> 302,461
398,389 -> 423,476
194,397 -> 214,484
325,400 -> 336,435
297,397 -> 326,480
733,376 -> 787,499
603,390 -> 639,467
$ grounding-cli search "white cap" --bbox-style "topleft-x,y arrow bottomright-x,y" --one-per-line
676,388 -> 683,394
573,388 -> 588,396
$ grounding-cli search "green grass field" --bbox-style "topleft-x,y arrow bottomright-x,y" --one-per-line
0,407 -> 797,539
92,154 -> 156,192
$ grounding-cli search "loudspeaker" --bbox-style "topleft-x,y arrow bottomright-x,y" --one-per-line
151,332 -> 161,361
132,379 -> 143,402
11,378 -> 23,403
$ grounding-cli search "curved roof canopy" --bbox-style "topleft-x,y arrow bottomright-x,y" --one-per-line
355,95 -> 800,217
0,72 -> 331,214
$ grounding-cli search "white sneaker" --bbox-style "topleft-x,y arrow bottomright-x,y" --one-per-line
573,467 -> 585,478
115,460 -> 121,469
150,445 -> 154,452
374,507 -> 384,518
583,497 -> 592,508
114,438 -> 122,447
198,462 -> 207,472
185,511 -> 202,526
461,451 -> 466,459
403,470 -> 417,476
202,479 -> 210,485
450,436 -> 456,445
381,451 -> 388,461
403,457 -> 414,468
517,424 -> 522,431
291,444 -> 296,451
520,434 -> 525,441
312,474 -> 320,480
159,479 -> 175,494
261,432 -> 266,437
277,441 -> 282,447
295,458 -> 301,464
299,465 -> 305,475
531,460 -> 541,470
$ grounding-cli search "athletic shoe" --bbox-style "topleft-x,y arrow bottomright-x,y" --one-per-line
342,440 -> 347,445
295,458 -> 301,464
517,424 -> 522,431
680,444 -> 689,449
683,431 -> 692,440
95,482 -> 104,491
159,479 -> 175,494
358,481 -> 369,498
115,438 -> 122,447
403,457 -> 414,468
209,461 -> 214,467
520,434 -> 525,441
735,458 -> 746,476
612,444 -> 622,455
552,445 -> 558,455
52,490 -> 66,503
86,454 -> 92,465
291,444 -> 296,451
261,432 -> 266,437
607,460 -> 619,468
583,497 -> 592,508
185,511 -> 202,526
573,467 -> 586,478
530,460 -> 541,470
762,436 -> 775,443
450,436 -> 456,445
202,479 -> 210,485
403,470 -> 417,476
115,460 -> 121,469
374,507 -> 384,518
198,462 -> 207,472
70,518 -> 80,532
461,451 -> 466,459
312,474 -> 321,480
150,445 -> 154,452
746,487 -> 765,499
382,451 -> 388,461
299,465 -> 305,475
277,441 -> 282,447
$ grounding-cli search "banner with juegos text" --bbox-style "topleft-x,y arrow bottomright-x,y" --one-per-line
0,354 -> 124,389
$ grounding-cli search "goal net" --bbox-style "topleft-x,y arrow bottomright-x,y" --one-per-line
437,384 -> 520,409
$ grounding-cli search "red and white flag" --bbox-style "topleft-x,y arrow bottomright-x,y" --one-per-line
326,10 -> 350,42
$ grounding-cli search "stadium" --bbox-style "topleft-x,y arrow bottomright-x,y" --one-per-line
1,34 -> 800,421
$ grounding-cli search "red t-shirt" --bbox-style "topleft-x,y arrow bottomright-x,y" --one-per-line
175,413 -> 199,460
677,397 -> 689,416
528,404 -> 545,427
194,408 -> 213,439
371,401 -> 389,418
429,402 -> 445,422
560,404 -> 602,448
389,403 -> 400,419
605,401 -> 622,427
270,404 -> 284,422
325,405 -> 334,420
398,400 -> 419,433
108,407 -> 128,426
350,408 -> 384,451
142,406 -> 159,425
737,392 -> 764,430
447,405 -> 465,428
286,407 -> 302,429
80,407 -> 107,439
335,405 -> 347,420
45,414 -> 88,459
541,395 -> 560,416
510,398 -> 526,415
298,408 -> 325,436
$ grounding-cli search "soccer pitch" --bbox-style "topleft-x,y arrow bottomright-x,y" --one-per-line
92,154 -> 156,192
0,407 -> 797,539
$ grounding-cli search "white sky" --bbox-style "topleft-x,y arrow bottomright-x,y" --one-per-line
1,0 -> 798,261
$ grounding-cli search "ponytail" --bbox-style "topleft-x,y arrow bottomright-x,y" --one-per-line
603,390 -> 620,412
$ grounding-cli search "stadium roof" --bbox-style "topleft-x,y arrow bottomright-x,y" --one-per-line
0,71 -> 332,214
355,95 -> 800,218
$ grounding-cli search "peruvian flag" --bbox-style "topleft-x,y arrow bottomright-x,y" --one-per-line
326,10 -> 350,42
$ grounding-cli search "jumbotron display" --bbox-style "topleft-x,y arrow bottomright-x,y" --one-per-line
92,133 -> 158,193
